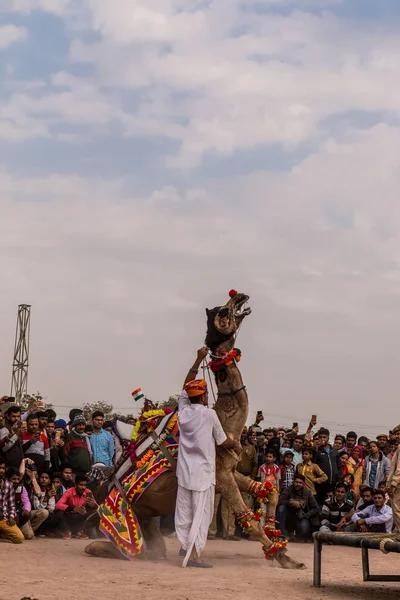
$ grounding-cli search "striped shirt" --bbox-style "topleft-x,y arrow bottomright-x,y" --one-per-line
321,497 -> 354,528
0,479 -> 16,519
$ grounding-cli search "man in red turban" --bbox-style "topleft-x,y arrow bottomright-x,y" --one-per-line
175,347 -> 240,568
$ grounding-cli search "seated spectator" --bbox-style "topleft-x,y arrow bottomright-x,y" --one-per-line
296,447 -> 328,496
60,464 -> 74,492
349,489 -> 393,533
356,486 -> 374,511
51,472 -> 64,502
343,473 -> 355,503
55,473 -> 97,540
64,415 -> 92,474
7,460 -> 48,539
277,474 -> 320,541
378,481 -> 390,504
21,413 -> 51,471
333,435 -> 346,452
280,451 -> 295,490
0,459 -> 24,543
364,441 -> 391,489
320,482 -> 354,532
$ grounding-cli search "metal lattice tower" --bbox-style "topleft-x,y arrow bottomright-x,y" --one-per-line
11,304 -> 31,403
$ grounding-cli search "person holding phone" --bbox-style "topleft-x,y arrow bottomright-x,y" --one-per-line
0,405 -> 25,468
55,473 -> 97,540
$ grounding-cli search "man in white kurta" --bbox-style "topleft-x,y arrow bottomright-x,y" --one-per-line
175,347 -> 240,568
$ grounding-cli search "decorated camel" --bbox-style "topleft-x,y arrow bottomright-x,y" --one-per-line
86,291 -> 303,569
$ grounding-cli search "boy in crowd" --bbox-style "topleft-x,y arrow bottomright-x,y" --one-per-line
259,450 -> 280,523
320,482 -> 354,532
280,451 -> 295,490
60,464 -> 74,492
296,447 -> 328,496
55,473 -> 97,539
0,459 -> 24,543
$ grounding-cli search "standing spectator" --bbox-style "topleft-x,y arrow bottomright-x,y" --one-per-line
36,411 -> 49,436
387,424 -> 400,533
333,435 -> 346,451
47,419 -> 64,471
103,421 -> 114,434
345,431 -> 357,452
55,473 -> 97,539
296,448 -> 328,496
277,474 -> 320,541
64,415 -> 92,474
280,451 -> 295,490
349,446 -> 364,500
364,441 -> 391,489
291,437 -> 304,467
319,482 -> 354,532
208,493 -> 237,541
315,428 -> 342,505
236,428 -> 258,513
90,411 -> 114,466
339,450 -> 354,477
350,489 -> 393,533
21,414 -> 51,471
376,434 -> 389,456
251,411 -> 264,434
0,459 -> 24,543
0,405 -> 24,468
358,437 -> 369,453
255,435 -> 266,475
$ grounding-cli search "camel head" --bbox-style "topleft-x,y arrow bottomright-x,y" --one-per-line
205,290 -> 251,354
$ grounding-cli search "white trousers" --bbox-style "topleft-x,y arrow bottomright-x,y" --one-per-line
175,484 -> 215,567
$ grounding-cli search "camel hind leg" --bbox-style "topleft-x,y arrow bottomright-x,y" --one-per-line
223,470 -> 304,570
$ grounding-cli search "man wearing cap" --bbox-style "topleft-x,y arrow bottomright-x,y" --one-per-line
175,347 -> 241,568
387,425 -> 400,532
64,415 -> 93,474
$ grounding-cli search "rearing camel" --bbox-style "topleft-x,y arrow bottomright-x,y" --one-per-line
86,291 -> 303,569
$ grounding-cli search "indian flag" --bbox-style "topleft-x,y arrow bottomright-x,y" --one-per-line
132,388 -> 145,402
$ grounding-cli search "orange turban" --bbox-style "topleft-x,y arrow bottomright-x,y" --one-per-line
185,379 -> 208,398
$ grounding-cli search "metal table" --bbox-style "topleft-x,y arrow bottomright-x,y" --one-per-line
313,531 -> 400,587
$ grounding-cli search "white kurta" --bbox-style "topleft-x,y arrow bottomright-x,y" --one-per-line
175,390 -> 227,565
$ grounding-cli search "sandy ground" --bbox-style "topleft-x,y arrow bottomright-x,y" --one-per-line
0,537 -> 399,600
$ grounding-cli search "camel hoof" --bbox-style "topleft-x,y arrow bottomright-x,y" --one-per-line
276,554 -> 305,570
85,541 -> 127,560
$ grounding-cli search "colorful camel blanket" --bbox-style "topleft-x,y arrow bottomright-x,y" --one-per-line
98,411 -> 179,560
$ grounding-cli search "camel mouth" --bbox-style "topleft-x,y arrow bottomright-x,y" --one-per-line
234,295 -> 251,317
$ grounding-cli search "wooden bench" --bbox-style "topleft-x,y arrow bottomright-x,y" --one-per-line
313,531 -> 400,587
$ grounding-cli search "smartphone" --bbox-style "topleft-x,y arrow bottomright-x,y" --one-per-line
292,422 -> 298,429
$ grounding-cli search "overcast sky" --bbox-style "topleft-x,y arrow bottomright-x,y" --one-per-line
1,0 -> 399,437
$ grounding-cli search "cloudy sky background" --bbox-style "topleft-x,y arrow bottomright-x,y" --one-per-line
1,0 -> 400,436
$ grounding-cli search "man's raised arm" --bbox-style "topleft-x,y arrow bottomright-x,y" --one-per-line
183,346 -> 209,388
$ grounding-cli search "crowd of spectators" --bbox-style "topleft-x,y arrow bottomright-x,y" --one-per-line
0,400 -> 116,543
212,413 -> 400,543
1,398 -> 399,547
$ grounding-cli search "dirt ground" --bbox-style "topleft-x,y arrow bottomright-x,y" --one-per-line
0,537 -> 399,600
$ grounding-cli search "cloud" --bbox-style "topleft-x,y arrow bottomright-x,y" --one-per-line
0,24 -> 28,49
1,122 -> 400,432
